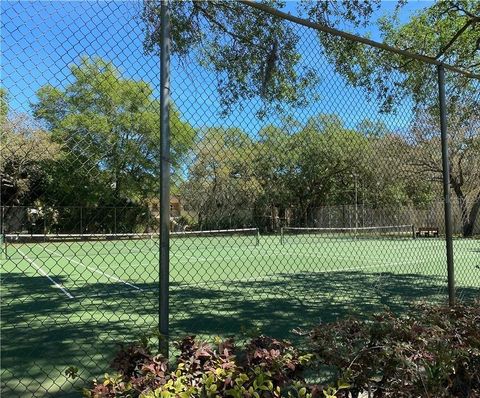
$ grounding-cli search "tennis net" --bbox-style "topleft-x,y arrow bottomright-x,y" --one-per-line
3,228 -> 260,259
280,225 -> 415,244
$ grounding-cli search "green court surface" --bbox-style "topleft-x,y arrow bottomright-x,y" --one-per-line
1,233 -> 479,396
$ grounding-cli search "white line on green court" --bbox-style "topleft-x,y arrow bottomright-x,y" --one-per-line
44,248 -> 142,291
170,250 -> 429,268
18,249 -> 75,299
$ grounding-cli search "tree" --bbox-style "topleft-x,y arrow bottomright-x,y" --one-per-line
0,112 -> 60,207
354,119 -> 438,208
181,127 -> 261,229
33,56 -> 195,207
309,1 -> 479,112
143,0 -> 325,117
306,1 -> 479,234
143,1 -> 478,114
0,88 -> 8,125
251,115 -> 377,227
284,115 -> 371,224
410,106 -> 480,236
253,123 -> 295,230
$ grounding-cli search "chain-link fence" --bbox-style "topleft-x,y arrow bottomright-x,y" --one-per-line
1,1 -> 479,396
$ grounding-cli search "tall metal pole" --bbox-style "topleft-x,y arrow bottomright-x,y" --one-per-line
159,0 -> 171,357
114,207 -> 117,235
80,207 -> 83,235
437,64 -> 455,306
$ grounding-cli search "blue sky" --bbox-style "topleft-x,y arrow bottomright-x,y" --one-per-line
1,1 -> 431,136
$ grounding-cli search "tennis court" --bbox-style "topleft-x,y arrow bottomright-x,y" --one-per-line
1,227 -> 479,396
2,226 -> 479,302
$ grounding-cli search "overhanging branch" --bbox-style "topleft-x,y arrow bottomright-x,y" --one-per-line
239,0 -> 480,80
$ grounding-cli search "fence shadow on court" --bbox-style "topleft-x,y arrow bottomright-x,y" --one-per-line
3,268 -> 479,397
169,270 -> 479,338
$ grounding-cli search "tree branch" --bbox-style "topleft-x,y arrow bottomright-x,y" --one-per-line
435,17 -> 478,60
192,2 -> 269,52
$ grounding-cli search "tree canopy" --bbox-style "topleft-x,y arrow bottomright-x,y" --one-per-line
143,1 -> 479,115
2,2 -> 478,236
181,113 -> 435,230
32,57 -> 195,207
141,0 -> 479,235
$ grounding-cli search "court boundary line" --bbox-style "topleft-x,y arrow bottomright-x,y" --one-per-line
172,250 -> 430,268
37,248 -> 438,268
45,249 -> 431,270
44,248 -> 142,291
18,249 -> 75,299
36,246 -> 434,272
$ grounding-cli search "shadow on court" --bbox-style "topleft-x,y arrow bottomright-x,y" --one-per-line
2,270 -> 479,397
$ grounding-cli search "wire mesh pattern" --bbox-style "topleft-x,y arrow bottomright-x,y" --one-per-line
1,1 -> 479,396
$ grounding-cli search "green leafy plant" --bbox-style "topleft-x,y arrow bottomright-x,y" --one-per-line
82,302 -> 480,398
309,301 -> 480,397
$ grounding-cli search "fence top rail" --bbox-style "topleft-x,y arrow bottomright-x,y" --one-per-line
240,0 -> 480,80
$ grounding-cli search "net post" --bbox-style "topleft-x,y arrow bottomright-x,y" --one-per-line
412,224 -> 416,240
114,207 -> 117,234
0,206 -> 4,259
159,0 -> 171,358
256,228 -> 260,246
280,227 -> 284,245
80,207 -> 83,235
437,64 -> 455,307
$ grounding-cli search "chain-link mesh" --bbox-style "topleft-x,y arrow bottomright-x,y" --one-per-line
1,1 -> 479,396
1,2 -> 160,396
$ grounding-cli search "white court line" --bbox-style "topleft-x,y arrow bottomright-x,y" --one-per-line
18,249 -> 75,299
77,248 -> 429,270
43,247 -> 429,277
150,252 -> 428,269
170,250 -> 426,267
45,248 -> 141,291
107,246 -> 399,265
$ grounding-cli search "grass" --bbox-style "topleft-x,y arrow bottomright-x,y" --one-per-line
1,232 -> 479,397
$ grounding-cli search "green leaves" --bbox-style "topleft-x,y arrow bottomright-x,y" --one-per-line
32,56 -> 195,207
84,334 -> 311,398
1,113 -> 61,206
83,302 -> 480,397
313,1 -> 479,112
309,301 -> 480,397
142,1 -> 319,117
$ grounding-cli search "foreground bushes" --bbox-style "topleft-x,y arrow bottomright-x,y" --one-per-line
82,335 -> 311,398
310,303 -> 480,397
81,302 -> 480,397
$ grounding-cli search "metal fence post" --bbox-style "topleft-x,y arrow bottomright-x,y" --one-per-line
80,207 -> 83,235
114,207 -> 117,234
159,0 -> 171,357
437,64 -> 455,306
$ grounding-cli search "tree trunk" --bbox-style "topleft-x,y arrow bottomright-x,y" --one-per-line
453,184 -> 479,238
463,192 -> 480,237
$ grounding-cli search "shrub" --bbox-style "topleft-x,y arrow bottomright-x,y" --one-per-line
82,302 -> 480,398
309,301 -> 480,397
83,335 -> 311,398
